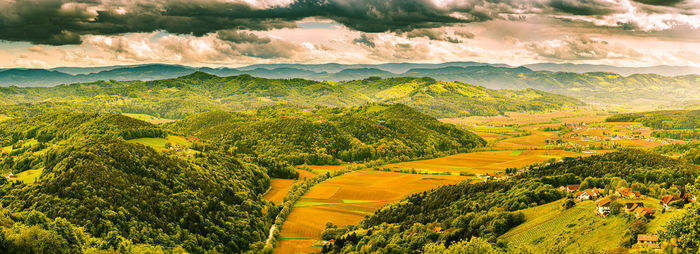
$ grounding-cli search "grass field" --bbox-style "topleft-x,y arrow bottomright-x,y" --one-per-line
501,199 -> 630,251
275,170 -> 471,254
126,135 -> 193,152
121,113 -> 174,124
10,168 -> 44,184
383,150 -> 594,175
0,114 -> 8,122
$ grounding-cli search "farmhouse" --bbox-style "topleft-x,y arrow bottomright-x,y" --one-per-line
565,184 -> 580,192
625,202 -> 644,213
577,188 -> 600,200
595,197 -> 612,215
661,195 -> 682,208
616,187 -> 641,199
637,234 -> 659,249
634,208 -> 654,219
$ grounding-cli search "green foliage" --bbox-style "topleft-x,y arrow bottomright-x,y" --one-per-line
0,138 -> 272,253
607,110 -> 699,140
167,104 -> 486,170
523,149 -> 700,188
0,74 -> 582,120
339,77 -> 584,117
660,205 -> 700,252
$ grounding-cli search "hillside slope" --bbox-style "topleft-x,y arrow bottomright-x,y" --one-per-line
0,73 -> 582,119
167,104 -> 486,166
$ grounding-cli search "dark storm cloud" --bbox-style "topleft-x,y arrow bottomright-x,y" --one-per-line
0,0 -> 696,45
353,34 -> 376,48
632,0 -> 686,6
217,30 -> 271,44
549,0 -> 624,15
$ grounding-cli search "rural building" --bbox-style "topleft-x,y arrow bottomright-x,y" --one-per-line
625,202 -> 644,213
577,188 -> 600,200
616,187 -> 642,199
637,234 -> 659,249
661,195 -> 682,208
634,208 -> 654,219
596,197 -> 612,215
4,173 -> 16,179
565,184 -> 580,192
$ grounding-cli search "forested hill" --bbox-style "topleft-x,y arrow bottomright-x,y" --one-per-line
0,111 -> 275,253
320,149 -> 700,253
338,77 -> 584,117
0,73 -> 583,119
607,110 -> 699,140
167,104 -> 486,167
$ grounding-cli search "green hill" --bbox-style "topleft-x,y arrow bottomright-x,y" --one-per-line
0,73 -> 583,119
167,104 -> 486,168
607,110 -> 699,140
338,77 -> 584,117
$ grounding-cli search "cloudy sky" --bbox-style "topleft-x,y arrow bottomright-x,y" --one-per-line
1,0 -> 698,68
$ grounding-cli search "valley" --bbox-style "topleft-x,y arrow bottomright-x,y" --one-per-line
0,75 -> 697,254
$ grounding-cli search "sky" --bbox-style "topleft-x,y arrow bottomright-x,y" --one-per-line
0,0 -> 698,68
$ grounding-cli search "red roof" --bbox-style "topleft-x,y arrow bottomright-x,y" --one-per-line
661,195 -> 681,205
566,184 -> 580,190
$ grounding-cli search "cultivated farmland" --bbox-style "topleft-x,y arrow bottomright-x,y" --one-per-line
275,170 -> 471,254
383,150 -> 593,175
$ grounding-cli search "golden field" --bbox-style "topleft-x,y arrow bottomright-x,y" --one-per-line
275,170 -> 471,254
384,150 -> 595,175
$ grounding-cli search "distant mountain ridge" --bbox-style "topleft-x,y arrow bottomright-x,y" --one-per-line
2,62 -> 699,107
0,73 -> 583,119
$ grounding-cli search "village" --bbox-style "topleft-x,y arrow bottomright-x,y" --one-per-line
561,184 -> 696,250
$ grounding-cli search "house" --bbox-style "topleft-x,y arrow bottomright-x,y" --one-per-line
577,188 -> 600,200
596,197 -> 612,215
637,234 -> 659,249
4,173 -> 16,179
661,195 -> 682,208
625,202 -> 644,213
617,187 -> 642,199
634,208 -> 654,219
432,226 -> 442,233
565,184 -> 580,192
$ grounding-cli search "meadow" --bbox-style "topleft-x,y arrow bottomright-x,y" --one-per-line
121,113 -> 174,124
275,170 -> 471,254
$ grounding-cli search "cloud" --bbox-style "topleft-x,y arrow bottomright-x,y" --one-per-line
0,0 -> 697,45
454,31 -> 475,39
217,30 -> 271,44
353,34 -> 376,48
83,32 -> 307,63
525,36 -> 644,60
28,46 -> 48,55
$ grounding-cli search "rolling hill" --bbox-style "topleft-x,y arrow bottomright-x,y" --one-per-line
0,73 -> 583,119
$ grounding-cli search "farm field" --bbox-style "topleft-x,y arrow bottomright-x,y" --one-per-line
126,135 -> 194,152
446,110 -> 683,150
264,169 -> 317,204
275,170 -> 471,254
10,168 -> 44,184
264,179 -> 296,204
121,113 -> 174,124
383,150 -> 596,175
